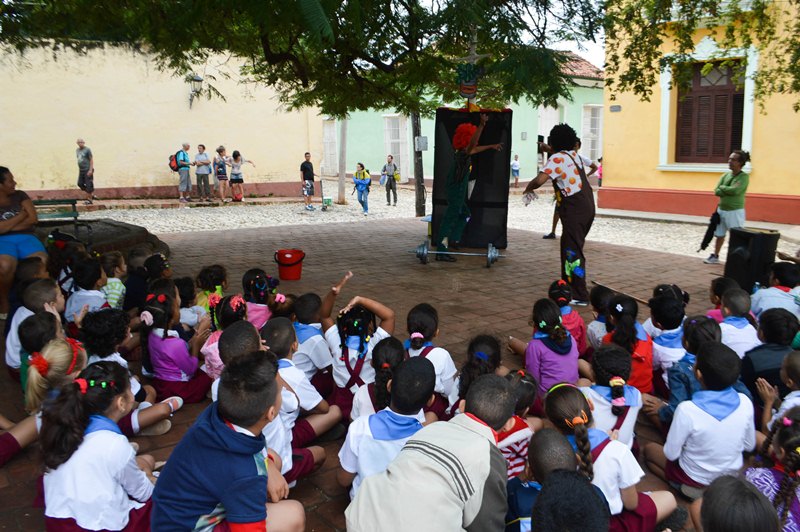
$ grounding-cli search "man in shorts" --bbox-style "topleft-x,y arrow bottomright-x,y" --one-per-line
177,142 -> 192,203
76,139 -> 95,205
300,152 -> 318,211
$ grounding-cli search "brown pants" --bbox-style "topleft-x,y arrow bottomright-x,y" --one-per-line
558,189 -> 595,301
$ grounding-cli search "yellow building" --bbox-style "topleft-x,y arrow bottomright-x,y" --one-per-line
599,32 -> 800,224
0,45 -> 323,198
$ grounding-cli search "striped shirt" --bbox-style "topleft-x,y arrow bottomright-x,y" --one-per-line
102,278 -> 126,309
497,416 -> 533,479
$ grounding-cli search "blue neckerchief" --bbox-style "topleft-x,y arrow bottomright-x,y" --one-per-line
520,481 -> 543,491
590,384 -> 641,407
566,428 -> 609,451
653,326 -> 684,349
596,315 -> 607,324
560,305 -> 573,316
691,387 -> 740,421
277,359 -> 292,370
345,335 -> 368,357
723,316 -> 750,329
294,322 -> 323,344
634,322 -> 648,342
368,409 -> 423,441
680,352 -> 696,366
85,414 -> 123,436
402,339 -> 434,350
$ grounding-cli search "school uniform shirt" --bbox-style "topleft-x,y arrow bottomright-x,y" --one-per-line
277,358 -> 323,424
496,416 -> 533,479
664,388 -> 755,486
525,333 -> 579,398
560,306 -> 587,355
88,352 -> 142,397
339,407 -> 424,499
293,322 -> 333,380
350,383 -> 427,422
44,416 -> 153,530
642,316 -> 664,339
652,325 -> 685,387
742,343 -> 794,407
277,381 -> 302,433
325,325 -> 391,393
586,317 -> 607,351
149,328 -> 198,382
4,305 -> 33,369
152,402 -> 269,530
602,325 -> 654,394
505,478 -> 541,532
582,385 -> 641,448
179,305 -> 206,328
719,317 -> 761,358
65,288 -> 109,322
751,286 -> 800,320
406,345 -> 458,397
767,391 -> 800,431
102,277 -> 126,309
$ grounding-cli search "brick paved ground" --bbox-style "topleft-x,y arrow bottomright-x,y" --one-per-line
0,218 -> 722,530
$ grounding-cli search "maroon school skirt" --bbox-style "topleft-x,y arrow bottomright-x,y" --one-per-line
291,417 -> 317,448
329,386 -> 355,422
665,459 -> 705,488
310,369 -> 334,399
0,432 -> 21,468
609,492 -> 657,532
423,393 -> 452,421
45,499 -> 152,531
284,447 -> 315,484
153,372 -> 212,404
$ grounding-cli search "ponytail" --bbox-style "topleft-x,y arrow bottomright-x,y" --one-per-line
608,295 -> 639,354
591,345 -> 632,417
532,299 -> 567,344
242,268 -> 279,305
458,335 -> 502,401
407,303 -> 438,350
371,337 -> 405,411
139,292 -> 176,373
758,406 -> 800,527
505,369 -> 538,416
26,338 -> 87,412
544,384 -> 595,480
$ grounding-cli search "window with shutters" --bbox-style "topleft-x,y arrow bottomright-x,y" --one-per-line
581,105 -> 603,161
675,62 -> 744,164
383,115 -> 409,178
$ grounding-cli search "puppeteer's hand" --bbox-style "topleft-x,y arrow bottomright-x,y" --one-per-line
494,144 -> 503,151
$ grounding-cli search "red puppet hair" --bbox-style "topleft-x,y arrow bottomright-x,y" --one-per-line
452,123 -> 478,151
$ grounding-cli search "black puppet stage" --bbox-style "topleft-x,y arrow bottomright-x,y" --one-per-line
431,108 -> 513,249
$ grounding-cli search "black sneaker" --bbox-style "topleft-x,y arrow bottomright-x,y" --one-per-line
656,506 -> 688,531
542,232 -> 556,239
435,253 -> 457,262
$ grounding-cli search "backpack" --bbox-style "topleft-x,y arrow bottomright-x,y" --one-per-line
168,151 -> 181,172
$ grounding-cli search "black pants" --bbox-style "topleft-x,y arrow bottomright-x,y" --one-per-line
385,178 -> 397,204
558,190 -> 595,301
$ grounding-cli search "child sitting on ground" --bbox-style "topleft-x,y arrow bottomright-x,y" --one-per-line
18,310 -> 63,395
292,292 -> 335,398
498,370 -> 537,479
643,341 -> 756,500
346,375 -> 517,531
100,251 -> 127,310
143,252 -> 171,283
195,264 -> 226,313
743,309 -> 799,412
548,280 -> 587,355
242,268 -> 279,330
64,256 -> 109,326
202,294 -> 248,379
140,291 -> 212,402
337,356 -> 435,499
351,337 -> 416,421
694,476 -> 779,532
525,298 -> 579,405
586,284 -> 614,352
531,470 -> 611,532
41,362 -> 156,530
757,351 -> 800,438
47,236 -> 87,298
649,295 -> 686,394
642,283 -> 689,339
745,405 -> 800,530
547,383 -> 680,530
3,256 -> 48,339
122,246 -> 150,314
152,350 -> 306,531
581,345 -> 642,448
451,334 -> 509,415
720,288 -> 762,358
404,303 -> 457,420
175,276 -> 206,329
751,262 -> 800,320
706,276 -> 740,323
598,294 -> 654,394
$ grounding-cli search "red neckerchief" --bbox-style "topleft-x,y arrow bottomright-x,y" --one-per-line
715,303 -> 721,309
774,286 -> 792,293
464,412 -> 499,444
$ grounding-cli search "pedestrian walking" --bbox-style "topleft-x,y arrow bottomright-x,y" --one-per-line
381,155 -> 398,206
75,139 -> 96,205
176,143 -> 192,203
353,163 -> 371,216
194,144 -> 212,202
300,152 -> 318,211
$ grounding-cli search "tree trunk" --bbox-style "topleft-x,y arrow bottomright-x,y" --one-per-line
337,119 -> 348,204
411,112 -> 425,217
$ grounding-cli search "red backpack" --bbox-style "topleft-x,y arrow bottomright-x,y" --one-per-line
168,151 -> 181,172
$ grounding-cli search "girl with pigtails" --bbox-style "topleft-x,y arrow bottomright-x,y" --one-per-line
545,384 -> 680,531
405,303 -> 457,421
320,271 -> 395,420
201,293 -> 248,379
41,361 -> 156,530
448,334 -> 509,416
580,344 -> 642,448
242,268 -> 280,330
601,295 -> 654,395
350,337 -> 419,421
745,405 -> 800,530
141,291 -> 212,403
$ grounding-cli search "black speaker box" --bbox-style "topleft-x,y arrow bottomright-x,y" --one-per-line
724,227 -> 780,293
431,108 -> 512,249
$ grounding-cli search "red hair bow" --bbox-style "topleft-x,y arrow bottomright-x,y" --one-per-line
30,352 -> 49,375
65,338 -> 83,374
74,378 -> 88,395
208,293 -> 222,308
53,240 -> 67,250
146,293 -> 167,304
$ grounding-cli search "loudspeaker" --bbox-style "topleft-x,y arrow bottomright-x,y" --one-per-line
432,108 -> 512,249
724,227 -> 780,293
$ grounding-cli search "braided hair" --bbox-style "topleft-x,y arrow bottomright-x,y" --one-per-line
371,337 -> 405,411
607,295 -> 639,354
757,405 -> 800,527
458,334 -> 502,401
209,294 -> 248,332
337,305 -> 376,360
533,298 -> 567,343
548,279 -> 572,308
505,369 -> 538,416
545,384 -> 595,480
242,268 -> 279,305
591,345 -> 631,416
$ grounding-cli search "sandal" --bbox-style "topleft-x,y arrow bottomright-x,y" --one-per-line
161,396 -> 184,415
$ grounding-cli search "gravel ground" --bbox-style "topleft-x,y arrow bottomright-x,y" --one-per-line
82,184 -> 796,259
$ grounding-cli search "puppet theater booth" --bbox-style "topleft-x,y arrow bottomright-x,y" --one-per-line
431,108 -> 512,250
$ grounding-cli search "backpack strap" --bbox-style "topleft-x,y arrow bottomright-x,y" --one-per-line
343,350 -> 367,390
419,346 -> 436,359
590,437 -> 612,462
612,406 -> 630,432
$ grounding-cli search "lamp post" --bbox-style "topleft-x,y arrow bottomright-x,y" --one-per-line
188,74 -> 203,108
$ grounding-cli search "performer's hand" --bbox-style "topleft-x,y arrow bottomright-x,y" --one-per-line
494,144 -> 503,151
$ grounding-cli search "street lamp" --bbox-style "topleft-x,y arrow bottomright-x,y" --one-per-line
188,74 -> 203,108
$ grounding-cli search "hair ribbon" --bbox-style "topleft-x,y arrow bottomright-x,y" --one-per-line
410,332 -> 425,340
381,362 -> 391,369
140,311 -> 154,327
75,378 -> 88,395
564,411 -> 588,428
230,294 -> 246,310
517,369 -> 526,377
275,293 -> 286,304
65,338 -> 83,374
474,351 -> 489,361
783,417 -> 793,427
611,397 -> 627,407
615,303 -> 624,312
208,293 -> 222,308
30,352 -> 49,375
609,376 -> 626,387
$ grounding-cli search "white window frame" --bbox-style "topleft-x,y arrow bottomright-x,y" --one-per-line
321,118 -> 338,176
581,104 -> 603,161
382,114 -> 409,180
658,36 -> 756,173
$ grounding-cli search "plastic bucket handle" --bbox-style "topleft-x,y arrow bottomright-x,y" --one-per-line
274,250 -> 305,267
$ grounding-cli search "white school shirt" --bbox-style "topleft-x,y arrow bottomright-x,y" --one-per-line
88,352 -> 141,397
642,317 -> 664,339
751,286 -> 800,320
591,438 -> 645,516
350,383 -> 426,423
278,358 -> 323,420
293,323 -> 333,380
65,289 -> 109,322
4,306 -> 33,368
767,390 -> 800,431
324,325 -> 391,393
44,430 -> 153,530
179,305 -> 206,328
581,386 -> 641,448
406,345 -> 457,397
651,326 -> 686,386
586,320 -> 607,351
338,408 -> 423,499
719,322 -> 762,359
664,393 -> 755,485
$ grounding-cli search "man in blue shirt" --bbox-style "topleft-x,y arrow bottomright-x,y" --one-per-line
177,142 -> 192,203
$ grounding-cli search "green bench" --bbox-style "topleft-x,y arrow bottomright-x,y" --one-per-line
33,199 -> 93,246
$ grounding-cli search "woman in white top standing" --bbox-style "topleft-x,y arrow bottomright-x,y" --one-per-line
229,150 -> 255,202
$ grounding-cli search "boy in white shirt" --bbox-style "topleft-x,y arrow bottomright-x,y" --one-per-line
649,295 -> 686,390
64,257 -> 109,324
337,356 -> 435,499
644,341 -> 756,500
292,292 -> 334,397
751,262 -> 800,320
719,288 -> 761,358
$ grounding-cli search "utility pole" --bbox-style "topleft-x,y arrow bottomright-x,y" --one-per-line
411,112 -> 425,217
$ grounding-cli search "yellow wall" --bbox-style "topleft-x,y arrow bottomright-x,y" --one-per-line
603,31 -> 800,196
0,46 -> 323,191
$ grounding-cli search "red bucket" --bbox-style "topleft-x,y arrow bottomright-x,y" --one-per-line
274,249 -> 305,281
